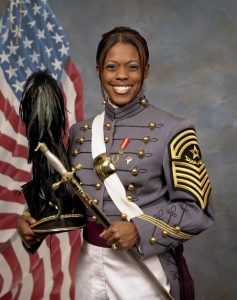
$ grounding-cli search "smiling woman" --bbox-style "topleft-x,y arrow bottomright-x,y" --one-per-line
97,42 -> 149,106
17,26 -> 214,300
96,26 -> 149,106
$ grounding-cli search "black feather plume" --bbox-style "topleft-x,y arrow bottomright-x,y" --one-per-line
20,70 -> 70,219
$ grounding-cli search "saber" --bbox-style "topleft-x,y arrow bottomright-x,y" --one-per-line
36,142 -> 174,300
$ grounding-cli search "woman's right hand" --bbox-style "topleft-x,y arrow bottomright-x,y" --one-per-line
17,215 -> 43,246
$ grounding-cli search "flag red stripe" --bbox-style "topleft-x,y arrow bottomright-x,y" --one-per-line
0,242 -> 23,292
12,283 -> 22,300
61,88 -> 70,145
0,214 -> 21,229
0,186 -> 25,204
68,231 -> 81,300
0,133 -> 28,159
0,284 -> 22,300
64,57 -> 84,122
29,254 -> 45,300
46,236 -> 63,299
0,91 -> 25,136
0,292 -> 13,300
0,161 -> 31,183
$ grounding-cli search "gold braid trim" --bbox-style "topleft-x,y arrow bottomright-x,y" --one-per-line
31,214 -> 84,228
22,210 -> 30,217
138,214 -> 194,240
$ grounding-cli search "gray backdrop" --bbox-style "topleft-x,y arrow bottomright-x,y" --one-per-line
1,0 -> 236,299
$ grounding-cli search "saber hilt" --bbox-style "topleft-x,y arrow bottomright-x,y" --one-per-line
35,142 -> 111,229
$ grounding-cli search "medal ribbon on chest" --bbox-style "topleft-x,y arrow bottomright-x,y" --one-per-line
111,137 -> 130,164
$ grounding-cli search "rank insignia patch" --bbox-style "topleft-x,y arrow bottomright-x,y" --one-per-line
169,128 -> 211,209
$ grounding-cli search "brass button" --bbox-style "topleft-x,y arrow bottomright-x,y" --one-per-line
91,216 -> 97,222
95,182 -> 102,190
127,195 -> 133,201
137,150 -> 145,158
148,122 -> 156,130
140,98 -> 148,106
104,136 -> 110,143
83,124 -> 90,131
79,137 -> 85,144
143,136 -> 150,144
105,123 -> 112,130
93,199 -> 99,205
174,226 -> 181,233
72,149 -> 80,157
75,164 -> 83,171
131,167 -> 138,176
162,230 -> 169,237
121,213 -> 127,220
128,183 -> 135,191
149,236 -> 156,245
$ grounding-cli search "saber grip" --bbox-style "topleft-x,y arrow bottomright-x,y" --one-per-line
35,142 -> 67,175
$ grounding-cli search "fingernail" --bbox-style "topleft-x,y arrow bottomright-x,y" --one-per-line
99,230 -> 106,237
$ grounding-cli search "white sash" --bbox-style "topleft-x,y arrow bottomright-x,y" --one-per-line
91,111 -> 171,298
91,111 -> 143,221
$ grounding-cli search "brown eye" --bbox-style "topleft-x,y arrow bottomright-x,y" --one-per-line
128,64 -> 139,71
104,63 -> 117,71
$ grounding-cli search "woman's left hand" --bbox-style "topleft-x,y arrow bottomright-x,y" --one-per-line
99,221 -> 139,250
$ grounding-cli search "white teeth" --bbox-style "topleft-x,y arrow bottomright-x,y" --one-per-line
113,86 -> 131,94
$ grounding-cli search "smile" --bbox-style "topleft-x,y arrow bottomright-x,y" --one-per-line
112,86 -> 132,94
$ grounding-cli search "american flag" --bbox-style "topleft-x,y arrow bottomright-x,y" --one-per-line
0,0 -> 83,298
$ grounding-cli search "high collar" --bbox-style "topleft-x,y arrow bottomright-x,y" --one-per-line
104,93 -> 149,120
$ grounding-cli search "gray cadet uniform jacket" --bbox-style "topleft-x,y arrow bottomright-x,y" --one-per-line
69,95 -> 214,300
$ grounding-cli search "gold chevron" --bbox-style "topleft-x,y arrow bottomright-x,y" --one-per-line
170,129 -> 198,159
170,129 -> 211,209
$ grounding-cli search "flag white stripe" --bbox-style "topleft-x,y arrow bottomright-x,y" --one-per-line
18,276 -> 34,300
59,233 -> 71,300
0,67 -> 20,113
38,242 -> 53,300
0,111 -> 28,146
13,235 -> 31,279
0,147 -> 31,173
0,173 -> 26,191
0,200 -> 25,214
0,254 -> 13,296
11,235 -> 34,300
62,69 -> 77,126
0,229 -> 19,243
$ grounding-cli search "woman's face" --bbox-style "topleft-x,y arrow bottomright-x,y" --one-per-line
97,42 -> 149,106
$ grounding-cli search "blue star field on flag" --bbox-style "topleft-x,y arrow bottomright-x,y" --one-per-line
0,0 -> 71,100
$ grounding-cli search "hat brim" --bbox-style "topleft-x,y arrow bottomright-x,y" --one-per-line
31,213 -> 86,233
